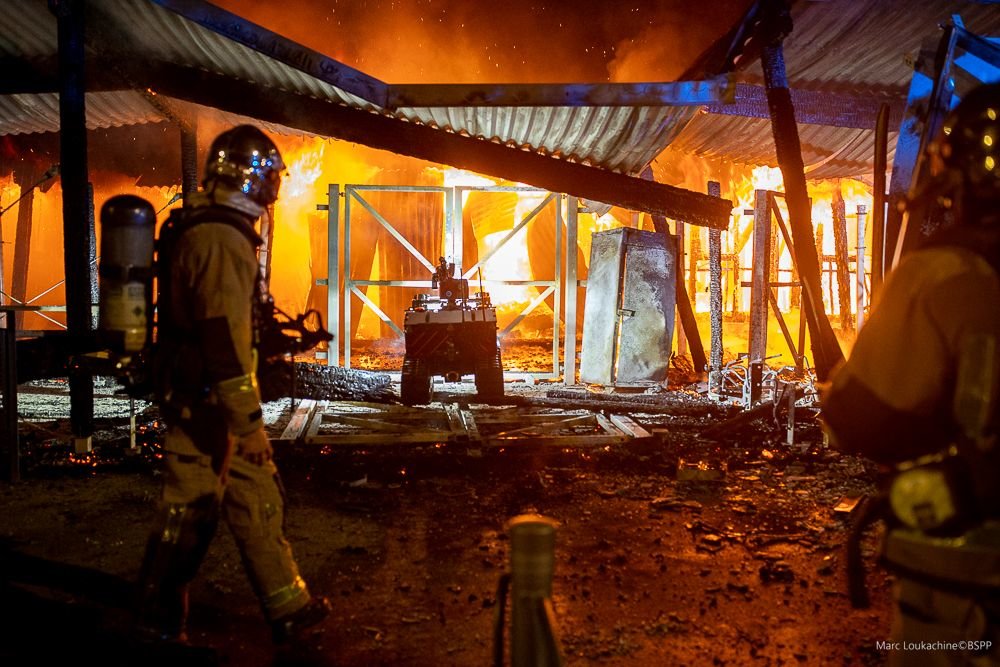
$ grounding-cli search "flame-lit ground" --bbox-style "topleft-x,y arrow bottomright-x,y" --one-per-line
0,379 -> 892,666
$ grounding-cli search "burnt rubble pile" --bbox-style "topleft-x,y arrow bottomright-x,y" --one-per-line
258,359 -> 395,403
541,387 -> 742,418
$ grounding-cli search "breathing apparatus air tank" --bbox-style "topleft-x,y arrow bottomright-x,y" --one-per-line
98,195 -> 156,354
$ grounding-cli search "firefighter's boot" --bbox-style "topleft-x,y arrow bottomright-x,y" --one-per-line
136,496 -> 220,642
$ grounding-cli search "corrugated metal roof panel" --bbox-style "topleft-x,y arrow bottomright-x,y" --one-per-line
399,105 -> 696,173
0,91 -> 165,135
98,0 -> 374,109
3,0 -> 56,58
2,0 -> 996,182
668,111 -> 900,181
667,0 -> 1000,178
745,0 -> 1000,93
0,0 -> 699,177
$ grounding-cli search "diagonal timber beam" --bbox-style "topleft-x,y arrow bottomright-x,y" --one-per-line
112,60 -> 733,227
705,82 -> 905,130
760,41 -> 844,381
149,0 -> 389,106
0,59 -> 728,226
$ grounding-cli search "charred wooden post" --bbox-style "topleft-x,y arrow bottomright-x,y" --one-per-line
760,37 -> 844,381
51,0 -> 94,443
674,250 -> 707,374
86,183 -> 97,329
564,196 -> 579,386
11,165 -> 36,330
856,205 -> 868,331
648,211 -> 706,374
0,203 -> 5,311
180,120 -> 198,204
260,205 -> 275,288
788,222 -> 801,310
675,219 -> 687,356
708,181 -> 723,373
730,252 -> 743,317
768,202 -> 780,290
871,103 -> 890,298
324,184 -> 341,366
1,307 -> 19,481
748,190 -> 771,403
258,358 -> 394,404
688,228 -> 700,307
814,221 -> 827,308
831,185 -> 853,331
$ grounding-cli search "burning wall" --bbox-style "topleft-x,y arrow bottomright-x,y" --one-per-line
0,171 -> 179,331
1,130 -> 873,373
212,0 -> 753,85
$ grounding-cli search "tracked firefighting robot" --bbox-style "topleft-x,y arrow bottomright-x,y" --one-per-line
400,258 -> 504,404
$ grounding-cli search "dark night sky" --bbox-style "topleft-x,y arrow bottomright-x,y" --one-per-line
213,0 -> 753,83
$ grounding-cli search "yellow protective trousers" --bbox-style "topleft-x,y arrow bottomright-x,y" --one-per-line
153,415 -> 311,622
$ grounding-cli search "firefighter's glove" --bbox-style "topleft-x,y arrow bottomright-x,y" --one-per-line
236,427 -> 273,466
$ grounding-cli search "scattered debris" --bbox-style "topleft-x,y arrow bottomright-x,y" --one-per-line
677,458 -> 727,482
759,560 -> 796,584
833,496 -> 864,514
258,359 -> 395,403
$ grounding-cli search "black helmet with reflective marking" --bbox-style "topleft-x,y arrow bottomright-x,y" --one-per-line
203,125 -> 285,206
927,83 -> 1000,214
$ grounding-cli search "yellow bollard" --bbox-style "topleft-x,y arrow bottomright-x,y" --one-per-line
509,514 -> 563,667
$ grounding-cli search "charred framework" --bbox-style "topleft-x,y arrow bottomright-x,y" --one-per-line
7,0 -> 737,230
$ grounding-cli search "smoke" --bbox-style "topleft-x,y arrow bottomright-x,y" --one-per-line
607,2 -> 751,82
212,0 -> 751,83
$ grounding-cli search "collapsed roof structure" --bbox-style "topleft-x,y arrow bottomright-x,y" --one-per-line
4,1 -> 998,195
0,0 -> 998,443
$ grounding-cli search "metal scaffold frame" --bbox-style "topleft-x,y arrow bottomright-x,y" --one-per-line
321,184 -> 574,381
456,186 -> 562,380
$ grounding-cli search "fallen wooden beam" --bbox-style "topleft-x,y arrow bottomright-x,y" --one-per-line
292,403 -> 651,448
277,399 -> 316,442
609,414 -> 653,439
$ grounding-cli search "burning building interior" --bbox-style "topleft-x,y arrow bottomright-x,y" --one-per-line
1,0 -> 1000,665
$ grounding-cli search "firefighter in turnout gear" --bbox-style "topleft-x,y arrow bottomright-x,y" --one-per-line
137,125 -> 331,651
823,83 -> 1000,666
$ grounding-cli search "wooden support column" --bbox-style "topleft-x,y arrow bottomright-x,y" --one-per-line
675,220 -> 687,355
10,166 -> 36,330
761,39 -> 844,381
856,204 -> 868,332
831,185 -> 853,331
260,205 -> 275,288
51,0 -> 94,442
871,102 -> 890,298
180,120 -> 198,204
815,222 -> 827,309
649,212 -> 706,374
103,60 -> 733,228
564,196 -> 579,385
707,181 -> 723,373
86,182 -> 97,330
674,249 -> 708,374
748,190 -> 771,403
688,227 -> 700,304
